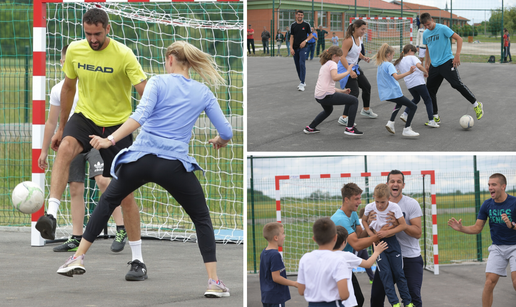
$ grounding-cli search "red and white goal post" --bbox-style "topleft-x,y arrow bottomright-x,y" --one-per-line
275,170 -> 439,275
31,0 -> 243,246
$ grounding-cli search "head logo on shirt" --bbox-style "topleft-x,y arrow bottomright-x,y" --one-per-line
302,27 -> 305,31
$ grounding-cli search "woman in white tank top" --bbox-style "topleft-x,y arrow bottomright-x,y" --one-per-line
336,19 -> 377,127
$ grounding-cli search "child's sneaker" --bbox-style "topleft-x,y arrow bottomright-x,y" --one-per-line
392,304 -> 401,307
360,108 -> 378,118
57,254 -> 85,277
406,304 -> 415,307
433,115 -> 441,123
337,116 -> 357,127
385,121 -> 395,134
204,278 -> 230,298
303,126 -> 320,134
426,119 -> 440,128
344,126 -> 364,136
53,237 -> 80,252
400,112 -> 408,123
402,126 -> 420,137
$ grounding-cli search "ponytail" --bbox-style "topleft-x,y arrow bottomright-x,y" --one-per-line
345,19 -> 367,39
319,46 -> 343,65
165,41 -> 225,88
393,44 -> 418,66
375,43 -> 395,65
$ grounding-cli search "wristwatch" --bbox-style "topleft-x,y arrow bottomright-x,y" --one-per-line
107,135 -> 116,146
511,223 -> 515,229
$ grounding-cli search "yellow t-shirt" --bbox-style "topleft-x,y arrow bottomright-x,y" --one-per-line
63,39 -> 147,127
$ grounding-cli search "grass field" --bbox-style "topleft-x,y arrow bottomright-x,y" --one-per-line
247,194 -> 493,273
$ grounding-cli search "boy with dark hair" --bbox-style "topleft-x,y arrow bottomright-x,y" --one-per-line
298,217 -> 351,306
260,222 -> 299,307
420,12 -> 483,123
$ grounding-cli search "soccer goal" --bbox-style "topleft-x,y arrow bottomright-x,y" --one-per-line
350,17 -> 413,57
31,0 -> 243,246
275,170 -> 439,275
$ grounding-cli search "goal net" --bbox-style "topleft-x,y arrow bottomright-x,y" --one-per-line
350,17 -> 413,57
33,1 -> 243,244
275,171 -> 438,275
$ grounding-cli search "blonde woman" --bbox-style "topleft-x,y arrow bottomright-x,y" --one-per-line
56,41 -> 232,298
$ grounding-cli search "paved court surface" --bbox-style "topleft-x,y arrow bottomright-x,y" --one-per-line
247,263 -> 516,306
248,57 -> 515,152
0,228 -> 243,307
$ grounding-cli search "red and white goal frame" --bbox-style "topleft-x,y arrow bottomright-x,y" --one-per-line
31,0 -> 242,246
274,170 -> 439,275
350,16 -> 413,45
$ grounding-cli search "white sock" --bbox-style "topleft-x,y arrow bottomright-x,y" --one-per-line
129,240 -> 143,263
47,198 -> 60,218
473,101 -> 479,107
434,113 -> 439,118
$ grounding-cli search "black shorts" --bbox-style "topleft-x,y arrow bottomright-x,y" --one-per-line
62,112 -> 133,178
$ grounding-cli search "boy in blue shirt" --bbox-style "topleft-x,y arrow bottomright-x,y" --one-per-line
260,222 -> 299,307
420,12 -> 483,123
449,173 -> 516,307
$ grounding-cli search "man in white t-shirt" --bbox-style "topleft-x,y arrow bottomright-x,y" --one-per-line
369,170 -> 424,307
38,45 -> 127,253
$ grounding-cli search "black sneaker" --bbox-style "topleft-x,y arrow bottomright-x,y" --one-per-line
111,229 -> 127,253
125,260 -> 148,281
303,126 -> 320,134
53,237 -> 80,252
344,126 -> 364,136
36,214 -> 56,240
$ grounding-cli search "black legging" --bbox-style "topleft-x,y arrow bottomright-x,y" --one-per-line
309,92 -> 359,129
343,67 -> 371,116
388,96 -> 417,128
83,155 -> 216,263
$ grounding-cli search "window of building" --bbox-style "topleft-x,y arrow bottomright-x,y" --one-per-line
318,11 -> 328,28
330,12 -> 342,31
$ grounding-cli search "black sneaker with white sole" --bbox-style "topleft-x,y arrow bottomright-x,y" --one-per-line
36,214 -> 57,240
303,126 -> 320,134
125,260 -> 148,281
344,127 -> 364,136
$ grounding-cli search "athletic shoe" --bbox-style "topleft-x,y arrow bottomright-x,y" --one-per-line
392,304 -> 401,307
426,120 -> 440,128
406,304 -> 415,307
298,83 -> 306,91
369,280 -> 373,284
344,126 -> 364,136
125,260 -> 148,281
360,108 -> 378,118
433,115 -> 441,123
303,126 -> 320,134
474,102 -> 484,120
53,237 -> 80,252
337,116 -> 357,127
111,229 -> 128,252
36,214 -> 56,240
57,254 -> 85,277
402,126 -> 420,137
400,112 -> 408,123
385,121 -> 395,134
204,278 -> 230,298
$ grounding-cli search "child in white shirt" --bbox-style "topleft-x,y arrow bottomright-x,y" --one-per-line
362,184 -> 415,307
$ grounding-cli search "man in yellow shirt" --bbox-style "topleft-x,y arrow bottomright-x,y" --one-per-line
36,8 -> 148,281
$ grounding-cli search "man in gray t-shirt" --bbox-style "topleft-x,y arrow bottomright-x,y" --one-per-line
369,170 -> 424,307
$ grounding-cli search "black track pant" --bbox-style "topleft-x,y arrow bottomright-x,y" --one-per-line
83,155 -> 216,263
343,67 -> 371,116
426,59 -> 476,115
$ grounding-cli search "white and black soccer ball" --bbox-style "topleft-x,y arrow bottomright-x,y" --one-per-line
11,181 -> 44,214
459,115 -> 474,130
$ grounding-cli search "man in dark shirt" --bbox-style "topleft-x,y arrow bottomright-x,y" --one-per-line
261,26 -> 271,54
316,25 -> 328,56
289,10 -> 313,91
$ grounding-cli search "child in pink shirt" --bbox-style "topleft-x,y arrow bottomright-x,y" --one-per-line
304,46 -> 363,136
